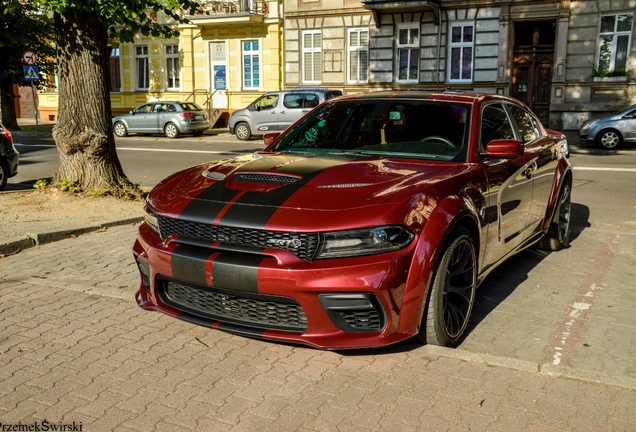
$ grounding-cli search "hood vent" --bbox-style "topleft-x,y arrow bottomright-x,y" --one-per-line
234,173 -> 301,184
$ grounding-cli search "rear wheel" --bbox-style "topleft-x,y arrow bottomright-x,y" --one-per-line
595,129 -> 622,149
539,180 -> 572,251
235,122 -> 251,141
417,228 -> 477,347
164,123 -> 180,139
0,158 -> 8,190
113,122 -> 128,137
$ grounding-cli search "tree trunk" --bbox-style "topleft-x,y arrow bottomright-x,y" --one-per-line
53,11 -> 142,198
0,82 -> 21,131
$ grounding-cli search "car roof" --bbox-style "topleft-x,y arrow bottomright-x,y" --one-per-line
330,90 -> 524,106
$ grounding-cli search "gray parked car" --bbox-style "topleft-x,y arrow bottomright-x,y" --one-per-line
579,104 -> 636,149
228,88 -> 342,140
112,101 -> 210,139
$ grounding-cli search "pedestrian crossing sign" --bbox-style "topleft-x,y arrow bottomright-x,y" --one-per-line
23,65 -> 39,81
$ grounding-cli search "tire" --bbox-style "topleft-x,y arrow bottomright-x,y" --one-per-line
113,122 -> 128,137
595,129 -> 622,149
417,228 -> 477,347
0,158 -> 8,191
192,130 -> 203,137
164,123 -> 180,139
539,180 -> 572,251
235,122 -> 251,141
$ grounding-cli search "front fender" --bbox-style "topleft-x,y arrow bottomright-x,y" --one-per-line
397,195 -> 480,336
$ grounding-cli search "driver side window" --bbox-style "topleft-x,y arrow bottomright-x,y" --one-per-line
255,95 -> 279,111
480,104 -> 514,150
135,104 -> 152,114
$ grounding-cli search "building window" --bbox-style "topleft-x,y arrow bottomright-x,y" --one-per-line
448,23 -> 474,82
109,47 -> 121,92
348,28 -> 369,84
303,30 -> 322,83
166,45 -> 180,90
396,24 -> 419,83
597,13 -> 633,73
243,40 -> 260,89
135,45 -> 149,90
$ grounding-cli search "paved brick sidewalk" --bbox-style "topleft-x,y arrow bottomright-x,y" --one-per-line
1,225 -> 636,431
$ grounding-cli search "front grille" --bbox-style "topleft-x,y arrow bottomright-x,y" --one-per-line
234,173 -> 299,184
159,280 -> 308,332
158,216 -> 321,261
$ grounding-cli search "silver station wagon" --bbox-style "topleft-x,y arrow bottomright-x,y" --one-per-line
112,101 -> 210,139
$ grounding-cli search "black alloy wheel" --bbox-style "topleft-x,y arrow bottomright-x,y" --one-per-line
417,227 -> 477,347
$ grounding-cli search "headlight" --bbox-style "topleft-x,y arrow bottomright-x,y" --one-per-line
144,205 -> 160,234
317,226 -> 414,259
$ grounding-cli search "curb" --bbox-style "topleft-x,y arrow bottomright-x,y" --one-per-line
0,216 -> 143,256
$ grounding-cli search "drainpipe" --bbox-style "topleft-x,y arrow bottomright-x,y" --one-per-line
436,5 -> 441,87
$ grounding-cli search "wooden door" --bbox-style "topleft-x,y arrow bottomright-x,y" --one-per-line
511,21 -> 556,125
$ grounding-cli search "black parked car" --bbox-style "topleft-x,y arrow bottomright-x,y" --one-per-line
0,124 -> 19,190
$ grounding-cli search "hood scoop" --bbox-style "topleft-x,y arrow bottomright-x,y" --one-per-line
233,172 -> 301,184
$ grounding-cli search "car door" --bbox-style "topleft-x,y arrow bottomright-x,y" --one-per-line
621,107 -> 636,142
480,102 -> 535,267
278,93 -> 319,131
251,94 -> 280,133
508,104 -> 558,239
126,103 -> 153,132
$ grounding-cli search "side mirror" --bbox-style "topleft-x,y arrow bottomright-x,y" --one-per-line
129,110 -> 135,115
484,139 -> 524,159
263,132 -> 280,146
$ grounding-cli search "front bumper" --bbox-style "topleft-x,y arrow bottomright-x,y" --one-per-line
133,222 -> 421,349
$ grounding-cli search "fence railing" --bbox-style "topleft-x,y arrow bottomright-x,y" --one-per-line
193,0 -> 269,16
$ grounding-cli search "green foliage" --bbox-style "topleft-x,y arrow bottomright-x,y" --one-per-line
33,178 -> 52,190
85,188 -> 110,197
57,177 -> 80,193
0,1 -> 56,92
32,0 -> 207,43
593,68 -> 627,78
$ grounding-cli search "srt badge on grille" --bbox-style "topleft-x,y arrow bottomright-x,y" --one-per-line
267,238 -> 302,248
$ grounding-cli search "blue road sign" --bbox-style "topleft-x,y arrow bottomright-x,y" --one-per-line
23,65 -> 39,81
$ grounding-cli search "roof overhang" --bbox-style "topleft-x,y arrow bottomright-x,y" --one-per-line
362,0 -> 440,27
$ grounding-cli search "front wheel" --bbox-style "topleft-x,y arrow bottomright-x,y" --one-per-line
0,158 -> 8,190
595,129 -> 622,149
164,123 -> 180,139
113,122 -> 128,137
235,122 -> 252,141
417,228 -> 477,347
538,180 -> 572,251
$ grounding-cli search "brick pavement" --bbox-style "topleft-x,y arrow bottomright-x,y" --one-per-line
1,226 -> 636,431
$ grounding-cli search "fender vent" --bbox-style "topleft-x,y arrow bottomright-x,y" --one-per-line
233,173 -> 300,184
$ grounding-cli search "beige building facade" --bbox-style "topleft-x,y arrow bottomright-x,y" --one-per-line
284,0 -> 636,130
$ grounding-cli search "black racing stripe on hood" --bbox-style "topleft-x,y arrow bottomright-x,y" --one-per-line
178,178 -> 241,224
212,253 -> 263,293
171,245 -> 212,285
220,154 -> 353,229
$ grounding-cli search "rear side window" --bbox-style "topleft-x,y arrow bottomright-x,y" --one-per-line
283,93 -> 320,109
179,102 -> 203,111
481,103 -> 514,149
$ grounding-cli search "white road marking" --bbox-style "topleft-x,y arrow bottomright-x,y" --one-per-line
573,167 -> 636,172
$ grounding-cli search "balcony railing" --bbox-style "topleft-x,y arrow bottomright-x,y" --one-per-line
193,0 -> 269,16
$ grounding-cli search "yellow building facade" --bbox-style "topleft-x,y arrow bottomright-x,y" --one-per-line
38,0 -> 283,128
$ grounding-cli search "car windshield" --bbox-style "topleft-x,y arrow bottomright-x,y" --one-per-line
269,99 -> 471,162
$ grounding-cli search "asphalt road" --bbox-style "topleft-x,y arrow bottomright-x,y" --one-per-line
7,131 -> 264,191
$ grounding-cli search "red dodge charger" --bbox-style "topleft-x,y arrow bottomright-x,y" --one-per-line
133,91 -> 572,349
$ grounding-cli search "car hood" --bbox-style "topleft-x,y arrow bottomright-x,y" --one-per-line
150,152 -> 461,230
